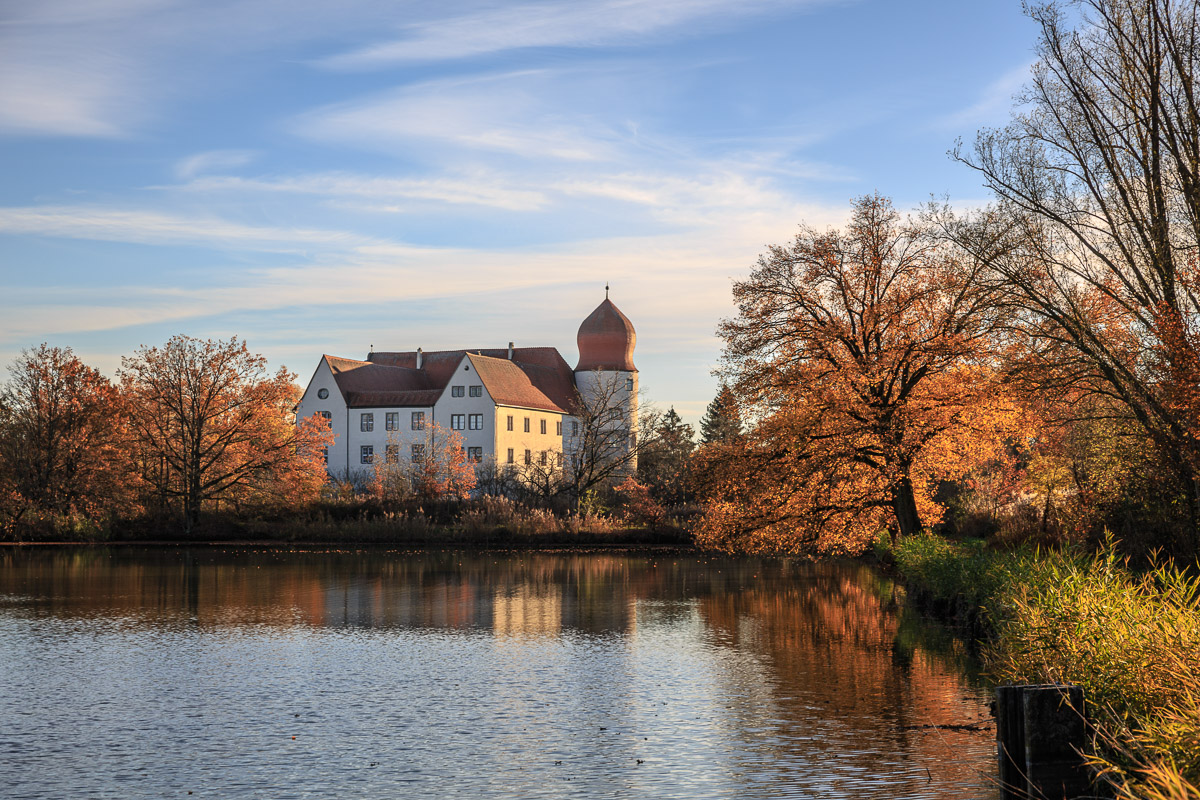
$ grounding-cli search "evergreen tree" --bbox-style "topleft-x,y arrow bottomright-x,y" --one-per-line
637,407 -> 695,505
700,385 -> 743,444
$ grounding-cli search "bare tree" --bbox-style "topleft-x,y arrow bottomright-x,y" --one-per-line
945,0 -> 1200,548
557,373 -> 661,509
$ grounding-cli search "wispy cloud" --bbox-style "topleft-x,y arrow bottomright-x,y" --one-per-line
174,150 -> 257,180
933,62 -> 1033,132
0,30 -> 143,137
295,70 -> 621,161
0,206 -> 367,251
0,192 -> 846,342
320,0 -> 839,68
176,171 -> 549,211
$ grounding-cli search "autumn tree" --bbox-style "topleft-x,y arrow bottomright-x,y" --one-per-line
944,0 -> 1200,551
614,476 -> 667,527
699,385 -> 743,444
698,195 -> 1021,555
636,407 -> 695,505
120,335 -> 331,531
407,422 -> 477,501
0,344 -> 139,529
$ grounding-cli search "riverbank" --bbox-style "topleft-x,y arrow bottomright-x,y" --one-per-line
2,495 -> 698,547
1,511 -> 693,548
883,535 -> 1200,800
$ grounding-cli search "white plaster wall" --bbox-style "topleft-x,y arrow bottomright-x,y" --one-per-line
295,360 -> 349,474
346,406 -> 434,478
433,356 -> 499,464
572,369 -> 639,471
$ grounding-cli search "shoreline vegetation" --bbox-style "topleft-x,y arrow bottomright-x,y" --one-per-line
885,535 -> 1200,800
0,495 -> 696,548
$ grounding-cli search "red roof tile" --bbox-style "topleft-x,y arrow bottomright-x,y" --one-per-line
370,347 -> 577,412
465,354 -> 563,413
324,355 -> 437,408
329,347 -> 579,412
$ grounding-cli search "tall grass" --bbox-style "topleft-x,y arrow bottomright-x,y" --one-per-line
890,535 -> 1200,799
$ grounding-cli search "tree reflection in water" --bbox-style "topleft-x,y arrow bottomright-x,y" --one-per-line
0,548 -> 997,799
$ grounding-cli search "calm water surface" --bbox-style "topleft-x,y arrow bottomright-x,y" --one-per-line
0,548 -> 998,799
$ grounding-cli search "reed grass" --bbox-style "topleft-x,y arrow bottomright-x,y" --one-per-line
890,535 -> 1200,799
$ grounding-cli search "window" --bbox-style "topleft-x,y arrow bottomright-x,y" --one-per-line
540,419 -> 547,435
468,413 -> 483,430
385,412 -> 399,431
317,388 -> 329,399
315,410 -> 332,421
385,444 -> 399,464
507,448 -> 514,464
626,378 -> 634,391
469,385 -> 482,397
322,447 -> 329,464
571,421 -> 579,436
451,385 -> 465,397
451,414 -> 465,430
507,415 -> 514,431
360,413 -> 374,432
524,449 -> 532,465
467,447 -> 483,462
524,417 -> 530,433
556,420 -> 562,436
411,411 -> 425,430
360,445 -> 373,464
556,452 -> 562,467
539,451 -> 547,466
411,444 -> 425,463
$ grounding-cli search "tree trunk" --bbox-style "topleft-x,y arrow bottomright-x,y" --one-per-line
1175,461 -> 1200,557
891,474 -> 922,538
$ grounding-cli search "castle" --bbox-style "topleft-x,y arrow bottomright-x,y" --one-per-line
296,294 -> 638,476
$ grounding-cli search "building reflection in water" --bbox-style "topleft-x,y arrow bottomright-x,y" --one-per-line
0,547 -> 997,799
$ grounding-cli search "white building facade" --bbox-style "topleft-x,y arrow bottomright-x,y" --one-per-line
294,296 -> 639,481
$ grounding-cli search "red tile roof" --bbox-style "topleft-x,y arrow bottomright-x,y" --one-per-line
323,355 -> 440,408
330,348 -> 579,412
466,353 -> 566,413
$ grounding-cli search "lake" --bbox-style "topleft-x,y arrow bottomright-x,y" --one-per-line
0,547 -> 998,799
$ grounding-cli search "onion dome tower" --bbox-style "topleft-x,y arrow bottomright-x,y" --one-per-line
573,287 -> 638,473
575,294 -> 636,372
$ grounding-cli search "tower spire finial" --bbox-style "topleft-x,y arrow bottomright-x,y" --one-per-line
605,282 -> 609,299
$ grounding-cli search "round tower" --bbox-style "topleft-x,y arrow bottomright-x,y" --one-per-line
574,292 -> 638,474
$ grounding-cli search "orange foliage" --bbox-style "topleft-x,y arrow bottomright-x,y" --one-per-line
0,344 -> 142,527
120,335 -> 332,529
697,195 -> 1027,555
614,476 -> 666,528
373,421 -> 477,502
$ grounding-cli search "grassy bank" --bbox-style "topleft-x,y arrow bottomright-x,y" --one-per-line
3,495 -> 695,548
886,535 -> 1200,799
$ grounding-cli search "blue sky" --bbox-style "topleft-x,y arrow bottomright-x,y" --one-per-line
0,0 -> 1037,425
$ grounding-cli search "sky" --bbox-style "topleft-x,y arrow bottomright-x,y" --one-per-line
0,0 -> 1039,426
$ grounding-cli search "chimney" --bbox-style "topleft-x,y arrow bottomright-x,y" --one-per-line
507,342 -> 514,360
416,347 -> 423,369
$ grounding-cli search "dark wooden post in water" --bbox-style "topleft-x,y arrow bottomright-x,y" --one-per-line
997,684 -> 1091,799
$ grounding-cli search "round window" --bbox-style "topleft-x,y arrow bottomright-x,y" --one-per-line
318,388 -> 329,399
